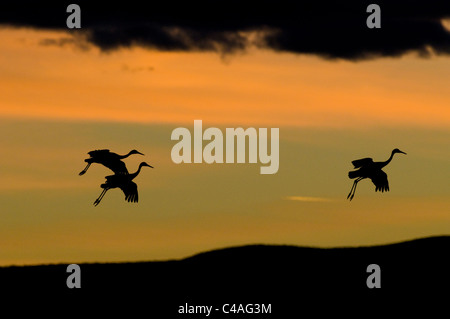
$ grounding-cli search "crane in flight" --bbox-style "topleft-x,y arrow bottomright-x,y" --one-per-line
347,148 -> 406,201
79,149 -> 144,176
93,162 -> 153,206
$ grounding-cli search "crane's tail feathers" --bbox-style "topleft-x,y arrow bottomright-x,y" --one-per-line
125,194 -> 138,203
348,170 -> 359,179
375,185 -> 390,192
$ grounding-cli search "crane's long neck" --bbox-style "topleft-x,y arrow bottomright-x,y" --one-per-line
129,163 -> 145,180
119,151 -> 134,159
380,151 -> 395,169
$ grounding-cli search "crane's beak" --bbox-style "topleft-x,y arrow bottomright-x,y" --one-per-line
399,150 -> 407,155
137,151 -> 144,155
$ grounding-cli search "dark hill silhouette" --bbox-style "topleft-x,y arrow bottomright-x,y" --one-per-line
1,236 -> 448,317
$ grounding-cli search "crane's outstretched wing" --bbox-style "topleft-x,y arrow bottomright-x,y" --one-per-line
351,157 -> 373,168
370,170 -> 389,192
86,149 -> 129,175
103,160 -> 129,175
80,150 -> 113,176
88,149 -> 110,156
120,181 -> 139,203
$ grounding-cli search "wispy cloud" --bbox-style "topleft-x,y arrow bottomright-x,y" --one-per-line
39,36 -> 91,51
284,196 -> 333,203
121,64 -> 155,73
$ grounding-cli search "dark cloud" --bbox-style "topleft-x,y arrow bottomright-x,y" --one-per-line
1,0 -> 449,60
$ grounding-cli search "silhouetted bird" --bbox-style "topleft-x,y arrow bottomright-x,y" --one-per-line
93,162 -> 153,206
79,149 -> 144,176
347,148 -> 406,201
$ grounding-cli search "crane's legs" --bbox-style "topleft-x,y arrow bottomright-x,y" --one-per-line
93,188 -> 109,206
347,177 -> 364,201
347,180 -> 356,200
79,163 -> 91,176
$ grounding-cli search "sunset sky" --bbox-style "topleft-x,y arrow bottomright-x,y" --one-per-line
0,1 -> 449,266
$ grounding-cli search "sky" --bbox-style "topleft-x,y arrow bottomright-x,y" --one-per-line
0,2 -> 449,266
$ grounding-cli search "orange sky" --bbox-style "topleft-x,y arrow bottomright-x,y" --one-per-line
0,28 -> 449,128
0,27 -> 449,266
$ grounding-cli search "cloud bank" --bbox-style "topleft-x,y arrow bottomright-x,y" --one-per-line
0,0 -> 449,60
